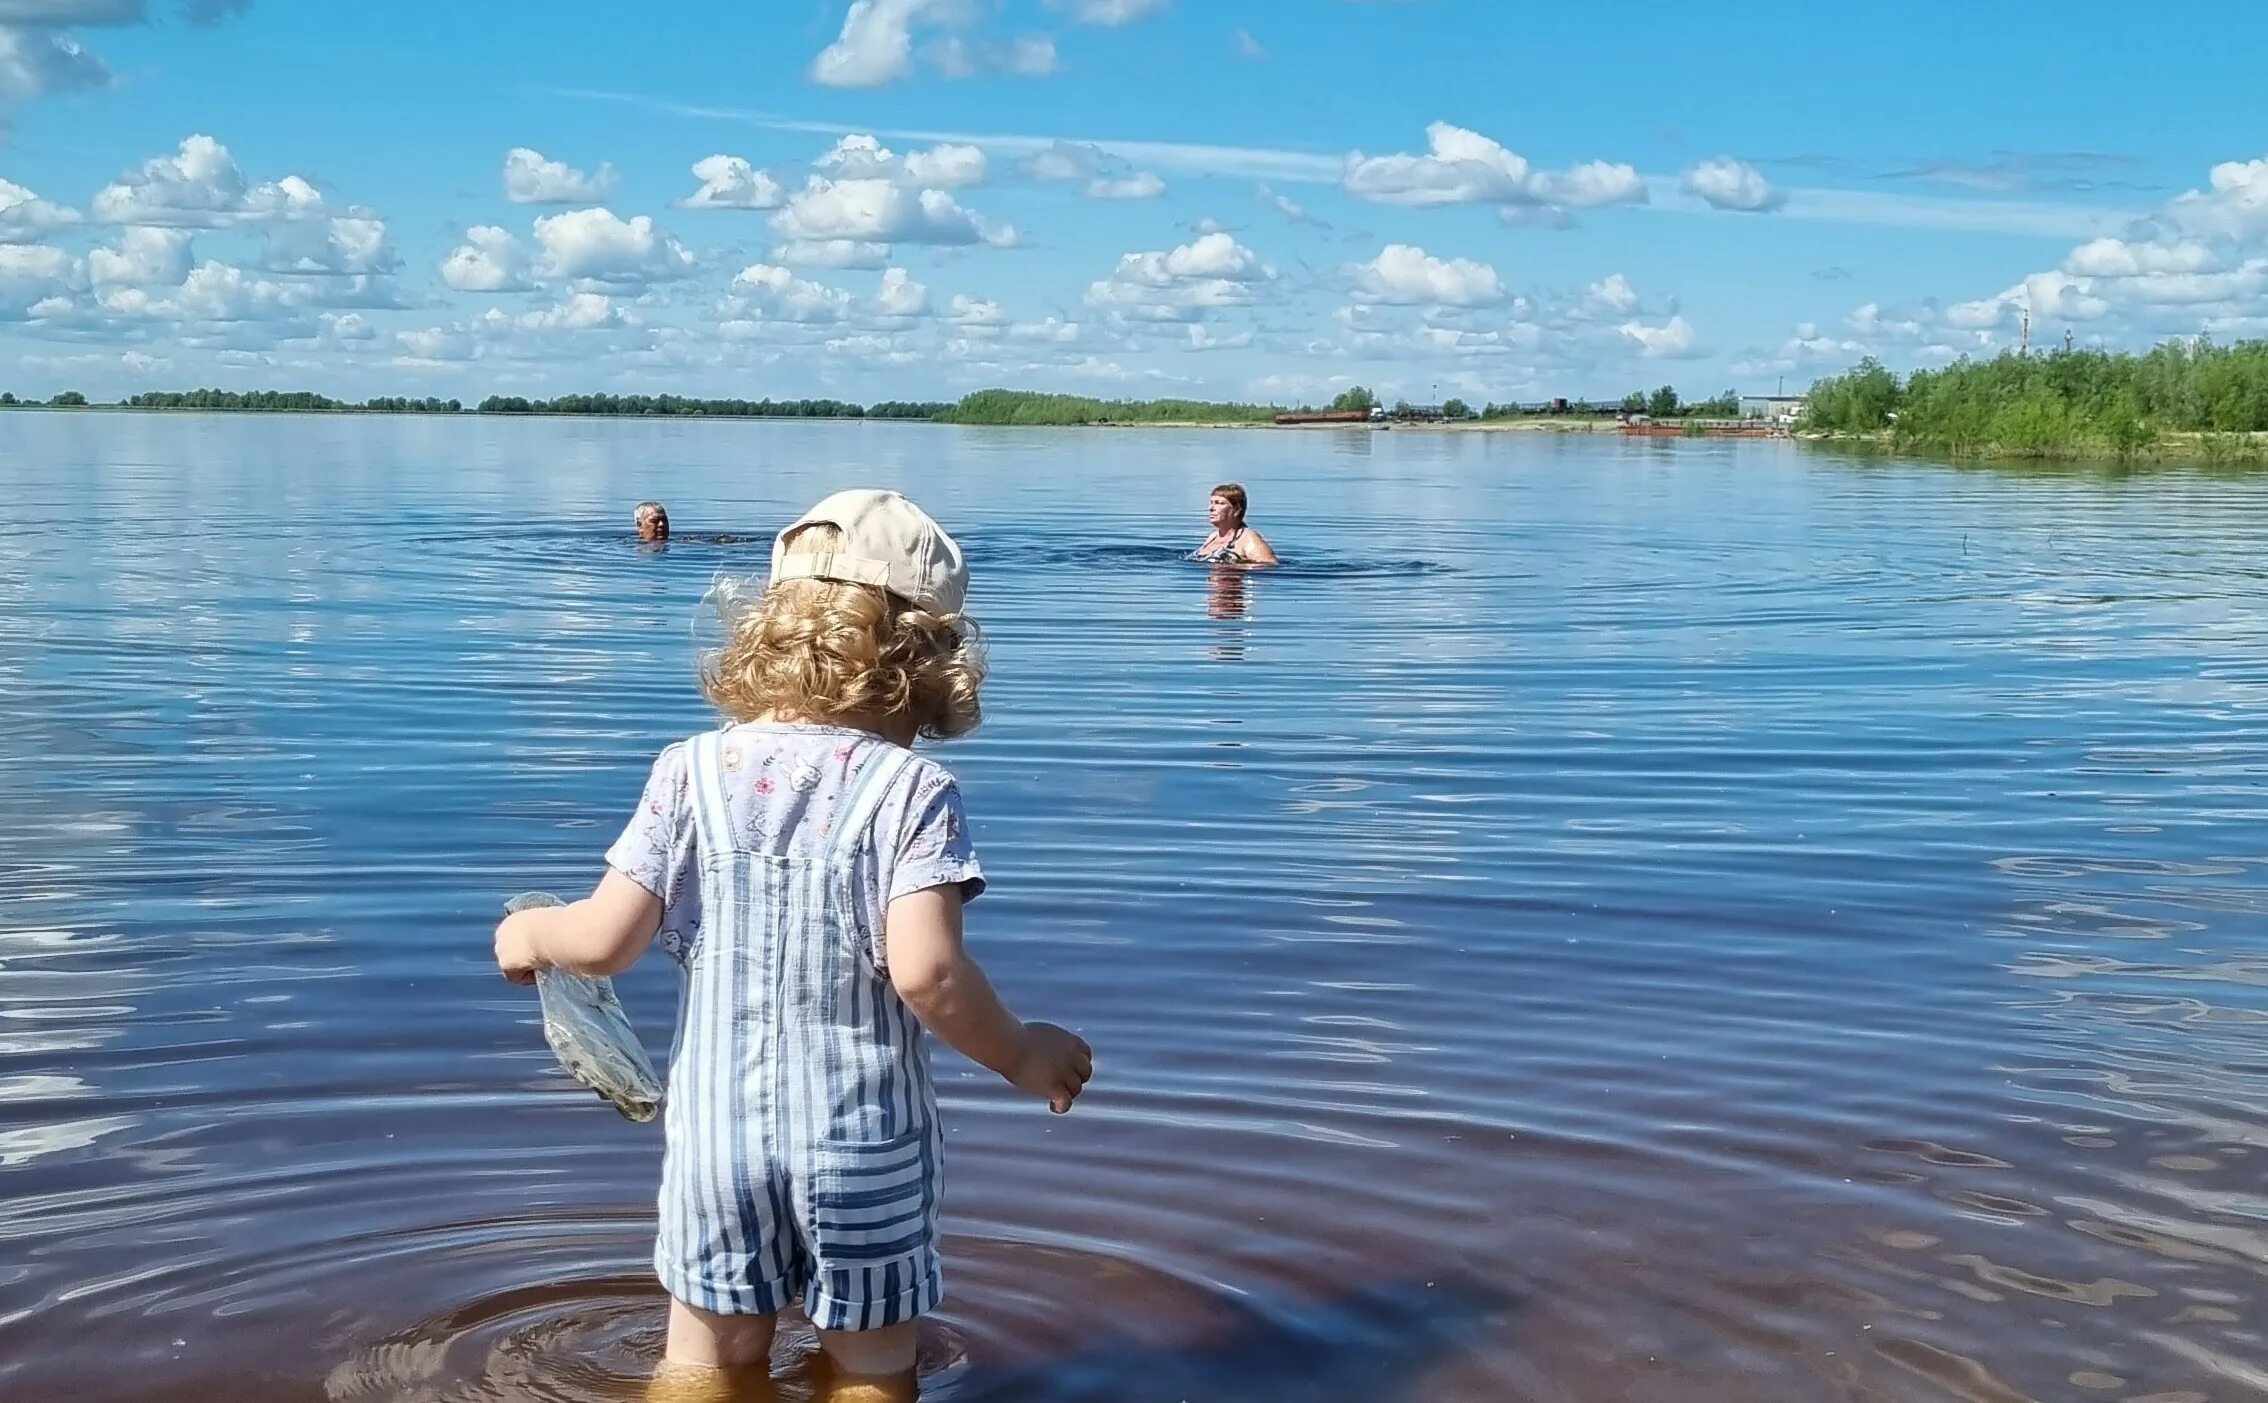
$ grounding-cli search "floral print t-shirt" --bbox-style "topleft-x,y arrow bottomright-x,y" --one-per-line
605,721 -> 985,971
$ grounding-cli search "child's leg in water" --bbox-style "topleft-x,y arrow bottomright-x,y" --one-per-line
814,1322 -> 919,1401
661,1297 -> 777,1370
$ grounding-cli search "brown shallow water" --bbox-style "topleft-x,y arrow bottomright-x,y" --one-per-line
1,413 -> 2265,1401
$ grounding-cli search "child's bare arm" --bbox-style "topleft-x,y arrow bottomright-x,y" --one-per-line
494,869 -> 662,981
886,885 -> 1091,1113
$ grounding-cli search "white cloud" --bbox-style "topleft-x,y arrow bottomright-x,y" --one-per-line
1342,122 -> 1645,211
513,291 -> 626,331
729,262 -> 854,324
1088,171 -> 1165,200
440,225 -> 531,292
772,238 -> 891,269
1087,231 -> 1274,322
948,293 -> 1005,327
88,226 -> 189,285
2167,156 -> 2268,241
679,154 -> 785,210
1584,273 -> 1639,313
928,34 -> 1056,79
531,207 -> 696,284
266,214 -> 397,276
2062,236 -> 2218,278
1233,26 -> 1267,60
396,326 -> 475,362
813,0 -> 1050,88
773,178 -> 1016,248
1255,184 -> 1308,223
503,147 -> 615,205
1048,0 -> 1167,24
1619,314 -> 1700,358
1007,315 -> 1080,343
815,134 -> 988,189
1544,160 -> 1646,208
1023,141 -> 1104,182
1681,156 -> 1784,212
322,310 -> 375,343
874,266 -> 929,316
1349,244 -> 1504,307
0,24 -> 107,110
812,0 -> 931,85
0,242 -> 82,316
0,177 -> 78,240
89,134 -> 325,227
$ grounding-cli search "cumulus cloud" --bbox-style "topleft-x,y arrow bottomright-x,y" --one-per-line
0,23 -> 108,113
773,178 -> 1016,249
678,154 -> 786,210
1088,171 -> 1166,200
948,293 -> 1005,328
1343,123 -> 1645,212
2063,235 -> 2218,278
1255,184 -> 1309,224
2166,156 -> 2268,242
812,0 -> 1055,87
1681,156 -> 1784,212
729,262 -> 855,324
440,225 -> 531,292
1349,244 -> 1505,306
0,241 -> 82,317
812,0 -> 947,86
502,148 -> 615,205
88,225 -> 190,285
89,134 -> 323,226
874,266 -> 930,317
1584,273 -> 1639,313
1619,314 -> 1700,358
512,291 -> 626,331
265,213 -> 397,276
816,134 -> 987,188
0,176 -> 79,240
1087,231 -> 1275,322
532,207 -> 696,284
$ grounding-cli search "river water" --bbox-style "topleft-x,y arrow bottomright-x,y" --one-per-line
1,413 -> 2263,1402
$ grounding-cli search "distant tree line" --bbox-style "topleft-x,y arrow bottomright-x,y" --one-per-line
113,389 -> 462,413
474,393 -> 950,419
935,389 -> 1278,425
1804,338 -> 2268,458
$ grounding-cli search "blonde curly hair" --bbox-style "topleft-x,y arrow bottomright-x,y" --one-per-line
701,524 -> 985,739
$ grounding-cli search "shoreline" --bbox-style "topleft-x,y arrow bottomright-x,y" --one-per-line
10,405 -> 1618,433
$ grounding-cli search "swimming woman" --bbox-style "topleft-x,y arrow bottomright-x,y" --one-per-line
1191,483 -> 1278,567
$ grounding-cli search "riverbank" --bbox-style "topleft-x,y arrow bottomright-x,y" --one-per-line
1801,427 -> 2268,463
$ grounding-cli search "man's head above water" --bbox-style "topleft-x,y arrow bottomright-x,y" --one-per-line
634,501 -> 670,542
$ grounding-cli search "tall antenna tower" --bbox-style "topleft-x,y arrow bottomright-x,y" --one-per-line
2019,306 -> 2031,355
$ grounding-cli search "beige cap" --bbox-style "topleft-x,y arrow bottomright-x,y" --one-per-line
770,488 -> 969,615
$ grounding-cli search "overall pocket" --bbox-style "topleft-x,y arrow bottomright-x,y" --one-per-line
806,1126 -> 936,1268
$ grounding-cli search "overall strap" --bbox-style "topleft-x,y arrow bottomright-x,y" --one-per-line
830,741 -> 917,863
685,729 -> 730,857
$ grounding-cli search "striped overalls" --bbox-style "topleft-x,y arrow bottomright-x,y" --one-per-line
656,730 -> 945,1329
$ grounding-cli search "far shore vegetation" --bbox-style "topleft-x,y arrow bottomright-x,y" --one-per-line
0,382 -> 1737,427
16,338 -> 2268,463
1802,337 -> 2268,461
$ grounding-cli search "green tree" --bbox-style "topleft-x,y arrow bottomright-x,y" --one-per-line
1329,385 -> 1378,414
1647,384 -> 1680,418
1442,397 -> 1473,420
49,390 -> 87,407
1690,389 -> 1740,418
0,392 -> 17,406
1620,391 -> 1646,414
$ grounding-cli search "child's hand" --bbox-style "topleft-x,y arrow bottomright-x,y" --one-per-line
493,909 -> 547,986
1009,1022 -> 1093,1113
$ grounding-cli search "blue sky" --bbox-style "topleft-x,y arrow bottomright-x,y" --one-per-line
3,0 -> 2265,405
